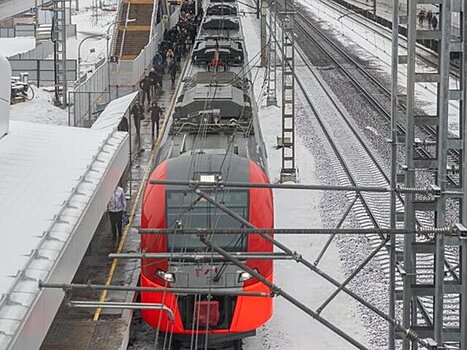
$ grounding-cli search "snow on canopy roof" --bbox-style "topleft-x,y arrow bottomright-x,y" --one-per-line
91,91 -> 137,132
0,120 -> 128,349
0,37 -> 35,58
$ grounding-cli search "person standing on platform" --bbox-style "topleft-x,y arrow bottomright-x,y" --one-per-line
431,15 -> 438,30
107,185 -> 127,242
166,48 -> 174,67
148,101 -> 163,142
139,74 -> 152,106
149,68 -> 158,97
118,115 -> 129,132
169,60 -> 178,86
131,100 -> 144,147
427,10 -> 433,24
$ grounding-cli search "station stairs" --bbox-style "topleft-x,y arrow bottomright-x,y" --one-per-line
113,0 -> 156,61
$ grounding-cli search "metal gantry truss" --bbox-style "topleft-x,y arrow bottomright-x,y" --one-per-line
266,0 -> 278,106
52,0 -> 68,107
391,0 -> 467,349
279,0 -> 297,182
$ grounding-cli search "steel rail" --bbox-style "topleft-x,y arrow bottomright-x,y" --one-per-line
39,282 -> 271,297
70,301 -> 175,320
109,252 -> 296,260
150,179 -> 438,194
138,227 -> 455,235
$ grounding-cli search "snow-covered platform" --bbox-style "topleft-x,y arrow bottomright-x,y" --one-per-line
0,121 -> 129,350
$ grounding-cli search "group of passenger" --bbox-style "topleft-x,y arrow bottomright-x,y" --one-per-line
418,9 -> 438,30
128,5 -> 203,146
111,3 -> 204,242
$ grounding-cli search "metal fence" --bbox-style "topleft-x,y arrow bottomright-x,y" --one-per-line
9,58 -> 77,86
69,58 -> 110,126
69,8 -> 181,127
0,24 -> 35,38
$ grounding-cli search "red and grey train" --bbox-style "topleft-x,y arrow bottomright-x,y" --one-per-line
140,2 -> 273,348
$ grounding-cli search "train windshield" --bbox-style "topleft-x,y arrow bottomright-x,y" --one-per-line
166,190 -> 248,252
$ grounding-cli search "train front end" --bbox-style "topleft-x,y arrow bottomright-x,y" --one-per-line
140,154 -> 273,347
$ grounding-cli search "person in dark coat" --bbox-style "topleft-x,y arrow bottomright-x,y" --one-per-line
148,101 -> 163,141
169,61 -> 178,85
431,15 -> 438,30
427,10 -> 433,23
131,100 -> 144,144
149,68 -> 158,96
153,51 -> 163,68
118,116 -> 129,132
139,75 -> 152,106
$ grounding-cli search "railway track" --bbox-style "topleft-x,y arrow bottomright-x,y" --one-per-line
271,2 -> 461,338
292,8 -> 460,186
303,0 -> 461,77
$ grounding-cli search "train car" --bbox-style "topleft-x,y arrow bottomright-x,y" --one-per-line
140,1 -> 273,348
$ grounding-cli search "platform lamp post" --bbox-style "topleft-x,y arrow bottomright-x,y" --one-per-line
106,18 -> 135,99
77,33 -> 105,80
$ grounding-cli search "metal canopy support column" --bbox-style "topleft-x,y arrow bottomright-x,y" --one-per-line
389,0 -> 400,348
279,1 -> 296,182
52,0 -> 67,107
267,0 -> 277,106
460,0 -> 467,348
398,0 -> 467,348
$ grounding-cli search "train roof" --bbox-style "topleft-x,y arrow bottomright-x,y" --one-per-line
164,152 -> 251,184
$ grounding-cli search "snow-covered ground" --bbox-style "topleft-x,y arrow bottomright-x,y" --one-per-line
238,4 -> 372,349
7,0 -> 118,125
10,86 -> 68,124
300,0 -> 461,137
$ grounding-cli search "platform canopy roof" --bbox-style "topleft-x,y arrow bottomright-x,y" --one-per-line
0,120 -> 129,350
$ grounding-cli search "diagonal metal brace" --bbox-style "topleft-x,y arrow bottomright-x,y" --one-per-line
199,236 -> 369,350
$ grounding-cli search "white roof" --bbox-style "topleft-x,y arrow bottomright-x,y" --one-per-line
0,37 -> 35,58
91,91 -> 137,132
0,120 -> 128,349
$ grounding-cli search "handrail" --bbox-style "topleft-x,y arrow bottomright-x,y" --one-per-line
149,0 -> 159,38
110,0 -> 124,56
118,1 -> 132,58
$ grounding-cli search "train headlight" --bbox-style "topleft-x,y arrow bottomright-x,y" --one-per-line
238,269 -> 258,283
156,269 -> 176,283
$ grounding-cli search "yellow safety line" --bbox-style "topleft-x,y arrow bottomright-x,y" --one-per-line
93,58 -> 191,321
119,25 -> 151,31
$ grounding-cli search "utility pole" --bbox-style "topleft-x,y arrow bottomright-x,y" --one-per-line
260,0 -> 267,67
393,0 -> 467,348
52,0 -> 67,107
